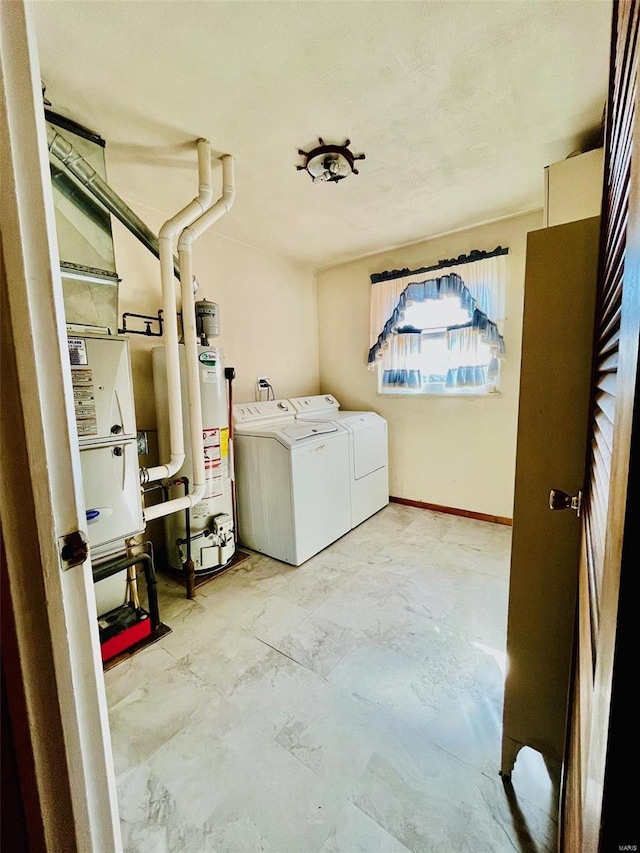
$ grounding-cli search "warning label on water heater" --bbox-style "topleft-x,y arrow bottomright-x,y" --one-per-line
203,427 -> 226,497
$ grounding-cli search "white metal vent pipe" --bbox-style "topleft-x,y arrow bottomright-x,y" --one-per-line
144,155 -> 235,522
142,139 -> 212,484
178,155 -> 236,501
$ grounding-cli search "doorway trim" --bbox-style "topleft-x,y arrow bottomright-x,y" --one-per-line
1,3 -> 121,849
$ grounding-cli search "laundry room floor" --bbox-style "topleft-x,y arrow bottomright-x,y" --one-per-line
105,503 -> 559,853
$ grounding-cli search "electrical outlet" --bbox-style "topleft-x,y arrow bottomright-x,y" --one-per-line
256,376 -> 270,388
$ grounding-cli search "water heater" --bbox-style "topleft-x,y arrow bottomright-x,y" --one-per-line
153,343 -> 235,573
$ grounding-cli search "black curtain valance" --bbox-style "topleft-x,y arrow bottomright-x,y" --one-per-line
370,246 -> 508,284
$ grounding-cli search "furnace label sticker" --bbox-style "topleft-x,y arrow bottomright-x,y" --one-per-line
71,366 -> 97,436
68,338 -> 88,366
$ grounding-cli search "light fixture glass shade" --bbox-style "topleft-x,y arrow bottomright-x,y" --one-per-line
307,152 -> 350,182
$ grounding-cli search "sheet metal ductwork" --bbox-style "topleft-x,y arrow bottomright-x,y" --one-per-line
47,121 -> 180,281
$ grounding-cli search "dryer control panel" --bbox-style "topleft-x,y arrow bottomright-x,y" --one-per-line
289,394 -> 340,414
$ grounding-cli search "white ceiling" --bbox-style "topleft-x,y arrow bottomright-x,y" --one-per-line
34,1 -> 611,270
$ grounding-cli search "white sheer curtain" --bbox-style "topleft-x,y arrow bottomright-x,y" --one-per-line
380,333 -> 423,390
369,277 -> 407,349
370,252 -> 507,394
445,326 -> 499,390
445,254 -> 506,330
369,253 -> 507,361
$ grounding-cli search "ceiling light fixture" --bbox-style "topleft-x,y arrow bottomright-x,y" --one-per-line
296,138 -> 365,184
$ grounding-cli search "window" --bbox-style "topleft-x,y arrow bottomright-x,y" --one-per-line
368,249 -> 507,396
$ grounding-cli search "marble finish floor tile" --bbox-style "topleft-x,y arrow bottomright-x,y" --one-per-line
108,505 -> 557,852
108,658 -> 215,776
274,677 -> 389,793
318,801 -> 413,853
203,736 -> 348,853
264,611 -> 361,678
351,731 -> 556,853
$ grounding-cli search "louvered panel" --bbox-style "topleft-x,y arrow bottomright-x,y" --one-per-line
589,461 -> 612,557
612,3 -> 632,86
611,10 -> 634,103
583,519 -> 601,634
600,254 -> 625,319
583,1 -> 637,634
584,499 -> 604,572
594,388 -> 616,428
591,438 -> 612,510
601,202 -> 628,284
587,469 -> 607,561
564,5 -> 638,847
601,207 -> 628,291
596,371 -> 618,396
592,430 -> 612,483
613,92 -> 634,149
597,350 -> 619,374
603,188 -> 629,252
592,402 -> 616,458
603,196 -> 627,236
594,407 -> 615,455
598,285 -> 623,335
599,327 -> 621,356
608,97 -> 631,160
611,23 -> 637,139
607,143 -> 631,204
585,482 -> 606,588
614,36 -> 638,136
610,130 -> 632,190
598,303 -> 622,345
584,511 -> 600,583
600,275 -> 624,329
601,182 -> 629,275
609,121 -> 635,178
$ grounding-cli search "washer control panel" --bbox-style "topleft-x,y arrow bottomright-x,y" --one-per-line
233,399 -> 294,424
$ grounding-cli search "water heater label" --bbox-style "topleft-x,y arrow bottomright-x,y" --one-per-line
203,428 -> 221,457
198,351 -> 218,366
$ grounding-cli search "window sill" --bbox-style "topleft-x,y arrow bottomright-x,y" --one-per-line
377,390 -> 503,399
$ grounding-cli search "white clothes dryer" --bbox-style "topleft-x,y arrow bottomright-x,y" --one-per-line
232,399 -> 351,566
289,395 -> 389,528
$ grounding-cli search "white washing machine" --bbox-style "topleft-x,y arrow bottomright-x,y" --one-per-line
232,399 -> 351,566
290,395 -> 389,528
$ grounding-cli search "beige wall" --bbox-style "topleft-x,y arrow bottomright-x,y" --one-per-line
108,188 -> 319,432
316,211 -> 542,519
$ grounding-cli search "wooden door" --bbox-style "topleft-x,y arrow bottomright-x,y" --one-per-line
563,2 -> 640,851
501,218 -> 601,777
